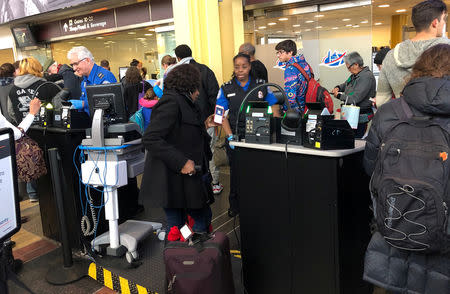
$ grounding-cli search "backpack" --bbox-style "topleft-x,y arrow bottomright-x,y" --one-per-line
137,81 -> 146,110
129,108 -> 145,133
370,98 -> 450,254
291,63 -> 334,114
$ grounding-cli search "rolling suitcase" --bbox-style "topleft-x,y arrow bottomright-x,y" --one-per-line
163,231 -> 235,294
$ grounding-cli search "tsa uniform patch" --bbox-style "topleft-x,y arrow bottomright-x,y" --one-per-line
258,91 -> 263,99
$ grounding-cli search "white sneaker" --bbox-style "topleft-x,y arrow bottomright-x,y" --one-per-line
212,183 -> 224,195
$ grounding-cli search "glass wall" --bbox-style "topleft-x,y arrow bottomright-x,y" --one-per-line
50,24 -> 176,81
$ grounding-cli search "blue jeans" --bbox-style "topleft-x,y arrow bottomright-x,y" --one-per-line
26,181 -> 38,200
164,206 -> 212,233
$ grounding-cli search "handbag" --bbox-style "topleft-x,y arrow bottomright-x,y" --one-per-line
341,98 -> 360,129
213,127 -> 228,167
15,131 -> 47,182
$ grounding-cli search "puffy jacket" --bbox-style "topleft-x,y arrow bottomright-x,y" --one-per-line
363,76 -> 450,294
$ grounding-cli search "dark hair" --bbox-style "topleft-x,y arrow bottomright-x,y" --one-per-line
125,66 -> 142,84
13,61 -> 20,70
141,67 -> 147,78
164,64 -> 200,94
412,0 -> 447,32
144,88 -> 157,100
0,63 -> 15,78
374,47 -> 390,65
410,43 -> 450,79
275,40 -> 297,56
100,59 -> 110,68
232,53 -> 251,78
174,44 -> 192,59
161,55 -> 177,66
130,59 -> 140,67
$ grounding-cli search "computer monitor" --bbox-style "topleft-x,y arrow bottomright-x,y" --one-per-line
0,128 -> 21,244
86,83 -> 127,125
119,67 -> 129,80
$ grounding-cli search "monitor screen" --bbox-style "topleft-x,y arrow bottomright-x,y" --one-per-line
86,83 -> 127,124
119,67 -> 129,80
0,128 -> 21,243
11,25 -> 37,48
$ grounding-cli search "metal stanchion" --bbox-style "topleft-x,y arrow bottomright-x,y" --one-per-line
46,148 -> 88,285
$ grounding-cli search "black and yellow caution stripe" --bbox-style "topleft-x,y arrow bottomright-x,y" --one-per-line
230,249 -> 241,259
88,263 -> 158,294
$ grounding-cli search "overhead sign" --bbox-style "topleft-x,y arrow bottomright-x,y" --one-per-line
320,50 -> 347,68
60,10 -> 115,35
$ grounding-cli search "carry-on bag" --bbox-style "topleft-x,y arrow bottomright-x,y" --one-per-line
163,231 -> 235,294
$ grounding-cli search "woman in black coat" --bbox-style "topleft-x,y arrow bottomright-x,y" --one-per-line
139,64 -> 217,234
123,66 -> 151,117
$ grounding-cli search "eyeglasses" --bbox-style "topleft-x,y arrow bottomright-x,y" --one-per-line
70,58 -> 87,68
276,50 -> 285,56
347,63 -> 355,69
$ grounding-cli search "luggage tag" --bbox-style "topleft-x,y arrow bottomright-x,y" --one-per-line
180,224 -> 194,241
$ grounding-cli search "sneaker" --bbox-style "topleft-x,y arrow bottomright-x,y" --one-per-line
212,183 -> 224,195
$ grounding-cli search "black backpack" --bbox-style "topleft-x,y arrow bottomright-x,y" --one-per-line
370,98 -> 450,254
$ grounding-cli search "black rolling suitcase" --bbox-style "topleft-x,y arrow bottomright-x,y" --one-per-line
163,231 -> 235,294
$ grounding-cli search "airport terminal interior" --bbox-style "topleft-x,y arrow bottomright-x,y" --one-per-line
0,0 -> 449,293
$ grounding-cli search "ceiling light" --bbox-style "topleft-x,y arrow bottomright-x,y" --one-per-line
305,20 -> 314,23
315,26 -> 323,29
305,29 -> 311,32
254,29 -> 258,32
375,22 -> 383,25
396,9 -> 406,13
145,33 -> 153,36
314,14 -> 324,18
293,24 -> 300,27
128,32 -> 136,34
342,18 -> 350,21
378,4 -> 390,8
259,26 -> 266,29
346,24 -> 352,27
69,41 -> 75,44
276,31 -> 283,33
332,27 -> 339,30
268,22 -> 276,26
137,38 -> 146,40
361,20 -> 369,24
279,18 -> 288,21
295,31 -> 301,34
96,36 -> 104,39
352,25 -> 360,28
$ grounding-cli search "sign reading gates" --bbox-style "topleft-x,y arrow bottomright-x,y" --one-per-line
320,50 -> 347,68
60,10 -> 115,35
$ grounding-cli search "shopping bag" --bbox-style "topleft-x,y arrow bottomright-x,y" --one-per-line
341,104 -> 360,129
15,135 -> 47,182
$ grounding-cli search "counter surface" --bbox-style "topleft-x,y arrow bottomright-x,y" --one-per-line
230,139 -> 365,157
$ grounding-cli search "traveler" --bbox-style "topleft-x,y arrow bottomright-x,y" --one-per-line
331,51 -> 376,138
0,63 -> 16,123
140,64 -> 217,233
373,47 -> 390,71
215,53 -> 278,217
375,0 -> 449,107
275,40 -> 312,113
67,46 -> 117,114
363,43 -> 450,294
44,59 -> 82,100
239,42 -> 268,81
174,44 -> 223,196
100,59 -> 110,71
123,66 -> 151,116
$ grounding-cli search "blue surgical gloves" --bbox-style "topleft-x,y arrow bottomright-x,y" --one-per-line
227,134 -> 236,150
68,99 -> 84,110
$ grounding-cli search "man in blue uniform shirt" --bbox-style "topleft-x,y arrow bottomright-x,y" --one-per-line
67,46 -> 116,114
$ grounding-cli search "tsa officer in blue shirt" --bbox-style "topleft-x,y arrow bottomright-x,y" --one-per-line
67,46 -> 117,114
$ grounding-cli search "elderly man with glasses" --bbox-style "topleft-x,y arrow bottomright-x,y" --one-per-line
67,46 -> 116,114
331,51 -> 376,138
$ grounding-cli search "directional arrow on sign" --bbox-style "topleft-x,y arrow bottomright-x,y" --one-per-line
63,23 -> 68,32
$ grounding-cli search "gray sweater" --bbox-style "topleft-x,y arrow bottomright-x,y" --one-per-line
375,37 -> 450,107
337,66 -> 376,111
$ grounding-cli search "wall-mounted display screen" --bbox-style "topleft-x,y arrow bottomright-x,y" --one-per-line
11,26 -> 37,48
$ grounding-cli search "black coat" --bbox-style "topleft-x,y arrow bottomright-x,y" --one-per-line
139,89 -> 213,209
123,81 -> 151,116
363,76 -> 450,293
189,59 -> 219,123
251,59 -> 268,82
